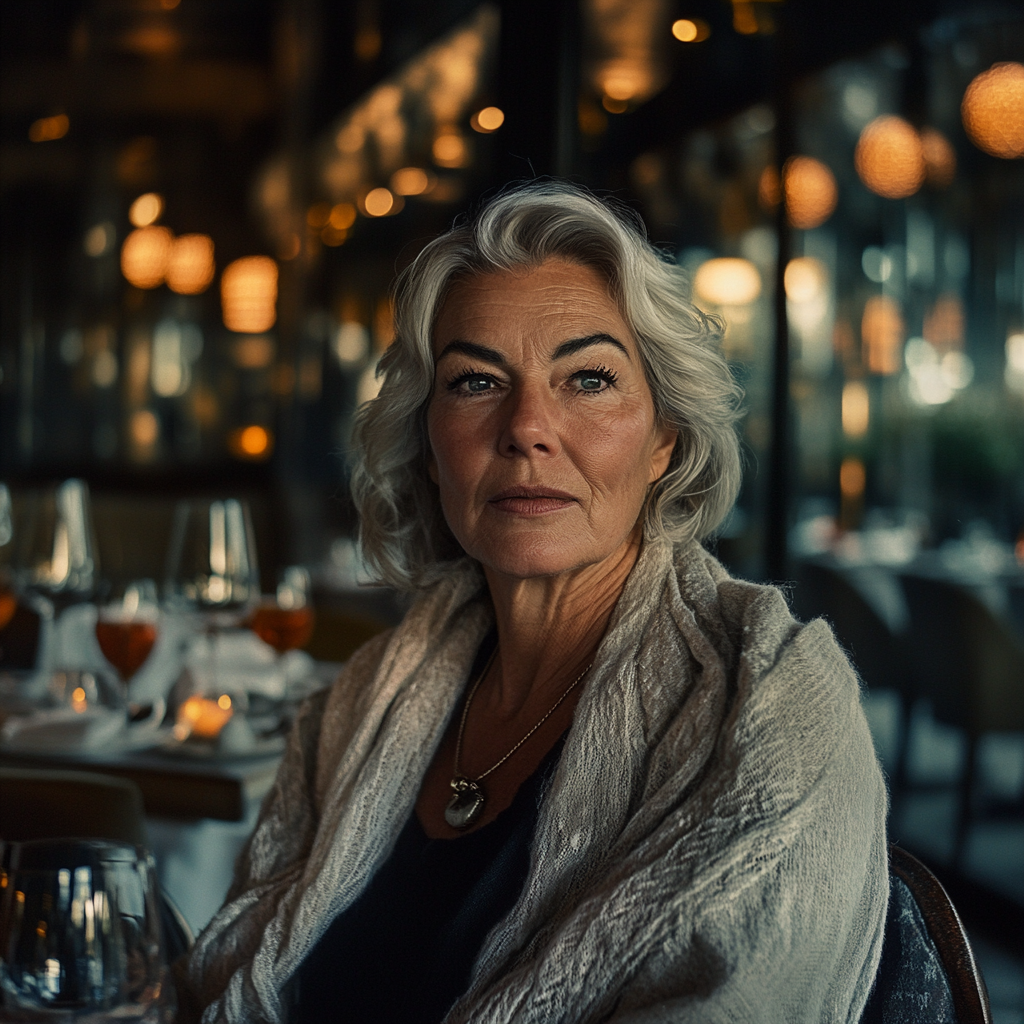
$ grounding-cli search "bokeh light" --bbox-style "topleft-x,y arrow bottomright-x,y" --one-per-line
840,457 -> 866,499
693,258 -> 762,306
784,257 -> 827,303
29,114 -> 69,142
784,157 -> 838,229
363,188 -> 395,217
221,256 -> 278,333
329,203 -> 357,229
470,106 -> 504,133
842,381 -> 870,439
861,295 -> 904,375
920,128 -> 957,187
855,115 -> 925,199
229,425 -> 272,460
129,193 -> 164,228
166,234 -> 215,295
671,19 -> 709,42
433,129 -> 468,168
121,226 -> 173,289
961,62 -> 1024,159
390,167 -> 431,195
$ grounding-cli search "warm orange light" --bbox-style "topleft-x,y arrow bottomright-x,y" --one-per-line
221,256 -> 278,333
166,234 -> 215,295
470,106 -> 504,133
855,115 -> 925,199
920,128 -> 956,187
732,2 -> 759,35
232,335 -> 274,369
758,165 -> 781,210
784,257 -> 827,302
842,381 -> 870,439
390,167 -> 431,196
433,131 -> 467,168
672,19 -> 697,41
29,114 -> 69,142
784,156 -> 838,229
923,295 -> 965,353
217,694 -> 232,710
602,95 -> 629,114
175,695 -> 233,740
229,425 -> 273,460
329,203 -> 357,229
840,457 -> 866,499
861,295 -> 904,375
130,409 -> 159,447
321,226 -> 347,247
307,203 -> 331,229
71,686 -> 88,712
961,62 -> 1024,159
363,187 -> 395,217
129,193 -> 163,228
121,226 -> 172,289
693,258 -> 762,306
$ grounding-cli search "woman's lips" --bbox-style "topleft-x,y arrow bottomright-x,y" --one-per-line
488,487 -> 577,515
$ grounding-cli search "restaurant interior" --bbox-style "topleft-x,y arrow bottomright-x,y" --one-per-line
0,0 -> 1022,1018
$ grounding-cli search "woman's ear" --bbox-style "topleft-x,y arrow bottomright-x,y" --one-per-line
648,425 -> 677,484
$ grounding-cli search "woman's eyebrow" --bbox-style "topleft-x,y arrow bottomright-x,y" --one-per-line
552,334 -> 631,361
436,339 -> 506,365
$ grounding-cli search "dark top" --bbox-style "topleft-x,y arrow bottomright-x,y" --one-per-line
288,684 -> 565,1023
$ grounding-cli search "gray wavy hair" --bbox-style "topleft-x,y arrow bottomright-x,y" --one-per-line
350,180 -> 742,591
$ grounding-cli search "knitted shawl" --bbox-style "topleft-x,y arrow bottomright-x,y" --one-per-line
185,539 -> 888,1023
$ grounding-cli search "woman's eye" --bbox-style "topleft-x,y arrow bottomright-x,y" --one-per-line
465,375 -> 493,393
572,370 -> 615,392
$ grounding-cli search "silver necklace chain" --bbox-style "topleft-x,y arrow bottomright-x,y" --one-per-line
453,647 -> 593,783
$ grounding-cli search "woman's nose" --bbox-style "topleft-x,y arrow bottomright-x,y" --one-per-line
497,383 -> 560,457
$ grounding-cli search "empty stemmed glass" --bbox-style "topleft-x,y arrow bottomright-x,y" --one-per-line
0,839 -> 171,1021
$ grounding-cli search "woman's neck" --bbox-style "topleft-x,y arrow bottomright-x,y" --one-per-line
480,531 -> 642,718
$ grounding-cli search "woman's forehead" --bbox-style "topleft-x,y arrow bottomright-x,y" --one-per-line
432,259 -> 631,354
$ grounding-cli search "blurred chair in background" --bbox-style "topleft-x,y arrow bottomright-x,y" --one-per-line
792,560 -> 914,788
898,574 -> 1024,867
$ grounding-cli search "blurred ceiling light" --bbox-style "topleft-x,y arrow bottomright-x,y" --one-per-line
855,115 -> 925,199
229,425 -> 273,460
84,222 -> 115,258
130,409 -> 159,448
432,130 -> 468,168
861,295 -> 904,375
363,187 -> 395,217
129,193 -> 164,228
784,257 -> 827,303
842,381 -> 870,439
920,128 -> 957,187
470,106 -> 504,133
29,114 -> 69,143
166,234 -> 215,295
307,203 -> 331,228
599,63 -> 649,102
329,203 -> 357,229
839,457 -> 866,499
1005,333 -> 1024,397
672,18 -> 710,42
390,167 -> 431,196
784,157 -> 838,229
231,335 -> 275,370
602,95 -> 629,114
961,62 -> 1024,159
693,258 -> 762,306
221,256 -> 278,333
121,226 -> 172,289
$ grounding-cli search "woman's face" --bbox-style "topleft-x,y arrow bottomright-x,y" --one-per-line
426,259 -> 677,581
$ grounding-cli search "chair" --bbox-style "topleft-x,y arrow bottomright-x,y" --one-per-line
862,844 -> 992,1023
898,574 -> 1024,864
792,560 -> 915,786
0,767 -> 193,962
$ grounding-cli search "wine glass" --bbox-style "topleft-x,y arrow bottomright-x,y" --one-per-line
10,480 -> 98,672
0,839 -> 171,1021
95,581 -> 161,727
249,566 -> 315,655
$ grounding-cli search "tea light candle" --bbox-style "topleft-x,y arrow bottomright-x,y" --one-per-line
175,694 -> 234,740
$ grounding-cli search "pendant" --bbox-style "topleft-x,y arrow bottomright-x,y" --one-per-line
445,776 -> 486,830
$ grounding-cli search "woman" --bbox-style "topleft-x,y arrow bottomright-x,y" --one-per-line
183,182 -> 887,1023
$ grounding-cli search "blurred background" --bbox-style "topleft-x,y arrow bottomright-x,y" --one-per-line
0,0 -> 1021,1015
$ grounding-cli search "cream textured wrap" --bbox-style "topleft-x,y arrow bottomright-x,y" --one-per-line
184,539 -> 888,1023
